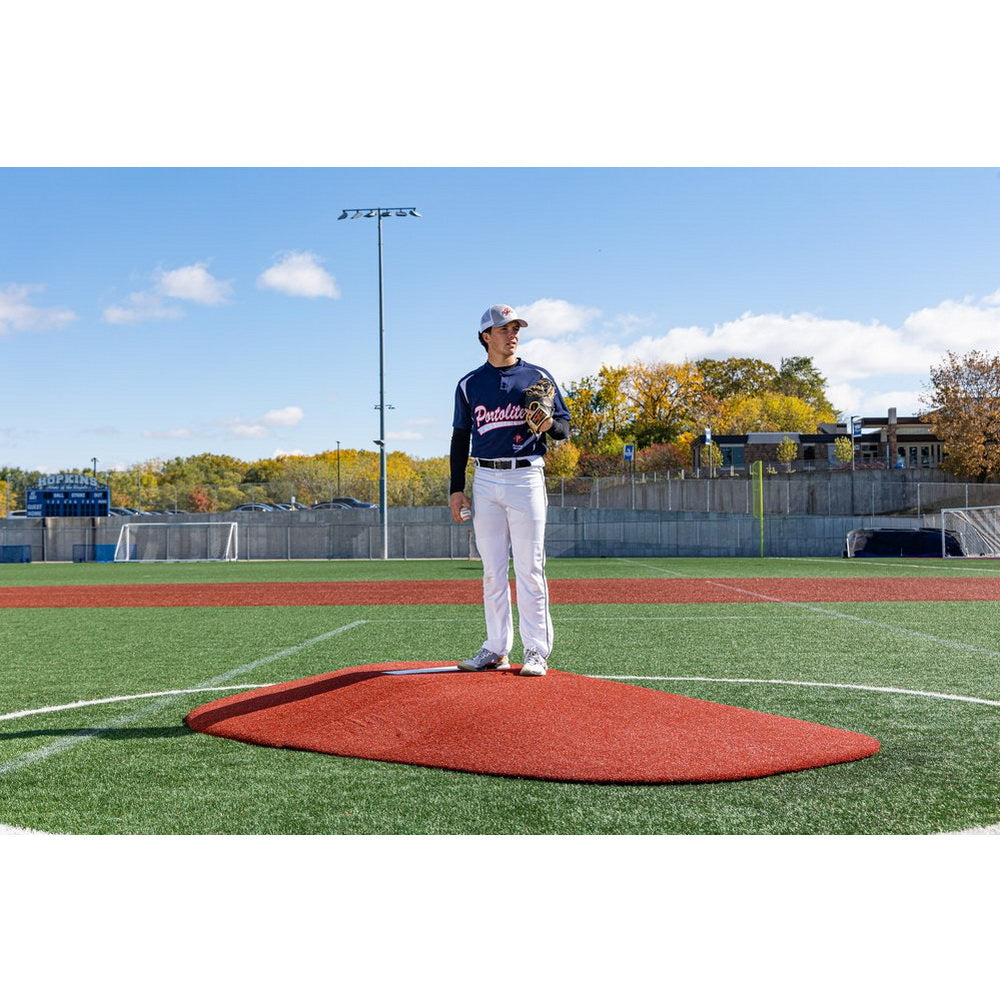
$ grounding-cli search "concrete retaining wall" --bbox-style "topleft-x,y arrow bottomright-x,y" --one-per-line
590,468 -> 1000,517
0,506 -> 933,561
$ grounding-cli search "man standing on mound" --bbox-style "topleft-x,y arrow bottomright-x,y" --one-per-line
449,304 -> 571,677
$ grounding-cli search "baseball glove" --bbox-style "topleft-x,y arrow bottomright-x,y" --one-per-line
523,377 -> 556,435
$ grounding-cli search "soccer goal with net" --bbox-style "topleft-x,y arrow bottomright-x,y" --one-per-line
113,521 -> 239,562
939,505 -> 1000,558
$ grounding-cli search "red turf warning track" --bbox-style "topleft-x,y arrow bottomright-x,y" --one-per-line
3,576 -> 1000,607
184,663 -> 881,783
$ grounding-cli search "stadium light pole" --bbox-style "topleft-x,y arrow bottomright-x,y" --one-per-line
338,206 -> 421,559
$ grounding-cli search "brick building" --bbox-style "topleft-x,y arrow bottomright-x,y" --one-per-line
693,408 -> 943,472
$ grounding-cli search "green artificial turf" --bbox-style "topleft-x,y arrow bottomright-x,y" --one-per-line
1,559 -> 997,835
3,553 -> 1000,586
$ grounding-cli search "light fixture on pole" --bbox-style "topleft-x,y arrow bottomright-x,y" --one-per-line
339,206 -> 421,559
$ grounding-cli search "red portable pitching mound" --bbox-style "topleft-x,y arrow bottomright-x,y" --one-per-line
184,665 -> 880,783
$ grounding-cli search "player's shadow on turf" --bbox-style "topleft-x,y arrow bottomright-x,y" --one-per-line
0,725 -> 192,740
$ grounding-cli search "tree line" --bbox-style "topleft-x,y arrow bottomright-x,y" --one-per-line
550,354 -> 838,476
0,450 -> 451,515
3,349 -> 999,513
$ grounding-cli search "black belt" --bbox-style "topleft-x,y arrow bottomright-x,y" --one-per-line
475,458 -> 532,469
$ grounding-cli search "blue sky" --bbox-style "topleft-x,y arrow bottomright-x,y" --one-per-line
4,167 -> 1000,473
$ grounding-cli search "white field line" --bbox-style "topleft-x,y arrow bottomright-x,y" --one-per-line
786,557 -> 1000,576
0,685 -> 274,723
619,556 -> 1000,577
6,670 -> 997,717
614,559 -> 685,577
707,579 -> 1000,659
373,614 -> 806,622
0,620 -> 367,778
619,560 -> 1000,661
1,662 -> 995,836
597,675 -> 1000,708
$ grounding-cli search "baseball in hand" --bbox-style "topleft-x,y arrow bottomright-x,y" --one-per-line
459,506 -> 472,521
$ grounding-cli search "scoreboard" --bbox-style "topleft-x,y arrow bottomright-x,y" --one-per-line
27,474 -> 110,518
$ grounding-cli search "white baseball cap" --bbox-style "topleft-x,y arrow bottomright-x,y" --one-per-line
479,304 -> 528,332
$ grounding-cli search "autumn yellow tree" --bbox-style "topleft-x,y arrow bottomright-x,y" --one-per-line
833,435 -> 854,465
773,356 -> 837,415
921,350 -> 1000,480
411,455 -> 451,505
697,358 -> 779,400
564,365 -> 633,450
718,393 -> 829,434
543,438 -> 580,478
777,436 -> 798,471
627,361 -> 707,446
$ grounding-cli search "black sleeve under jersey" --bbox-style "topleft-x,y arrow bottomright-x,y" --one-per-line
546,416 -> 570,441
450,427 -> 472,495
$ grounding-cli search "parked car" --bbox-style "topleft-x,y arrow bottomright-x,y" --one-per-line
312,497 -> 376,509
109,507 -> 141,516
230,503 -> 276,513
271,502 -> 309,511
5,510 -> 27,518
310,501 -> 352,510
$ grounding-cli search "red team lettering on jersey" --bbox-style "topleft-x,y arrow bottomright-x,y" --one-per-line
454,359 -> 569,459
474,401 -> 525,432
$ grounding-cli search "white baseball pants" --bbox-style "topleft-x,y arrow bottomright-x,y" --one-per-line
471,463 -> 553,659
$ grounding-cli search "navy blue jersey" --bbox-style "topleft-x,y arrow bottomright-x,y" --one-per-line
453,359 -> 570,459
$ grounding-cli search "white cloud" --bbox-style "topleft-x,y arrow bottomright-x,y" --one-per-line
900,298 -> 1000,355
864,388 -> 927,416
257,251 -> 339,299
602,312 -> 655,338
103,263 -> 231,323
273,449 -> 306,458
228,420 -> 269,439
388,429 -> 423,441
515,292 -> 1000,420
518,335 -> 631,382
156,263 -> 232,305
262,406 -> 304,427
103,291 -> 184,324
224,405 -> 304,439
825,381 -> 865,416
515,298 -> 602,338
0,284 -> 77,335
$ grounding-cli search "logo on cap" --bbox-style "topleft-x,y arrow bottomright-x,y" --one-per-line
501,306 -> 512,317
